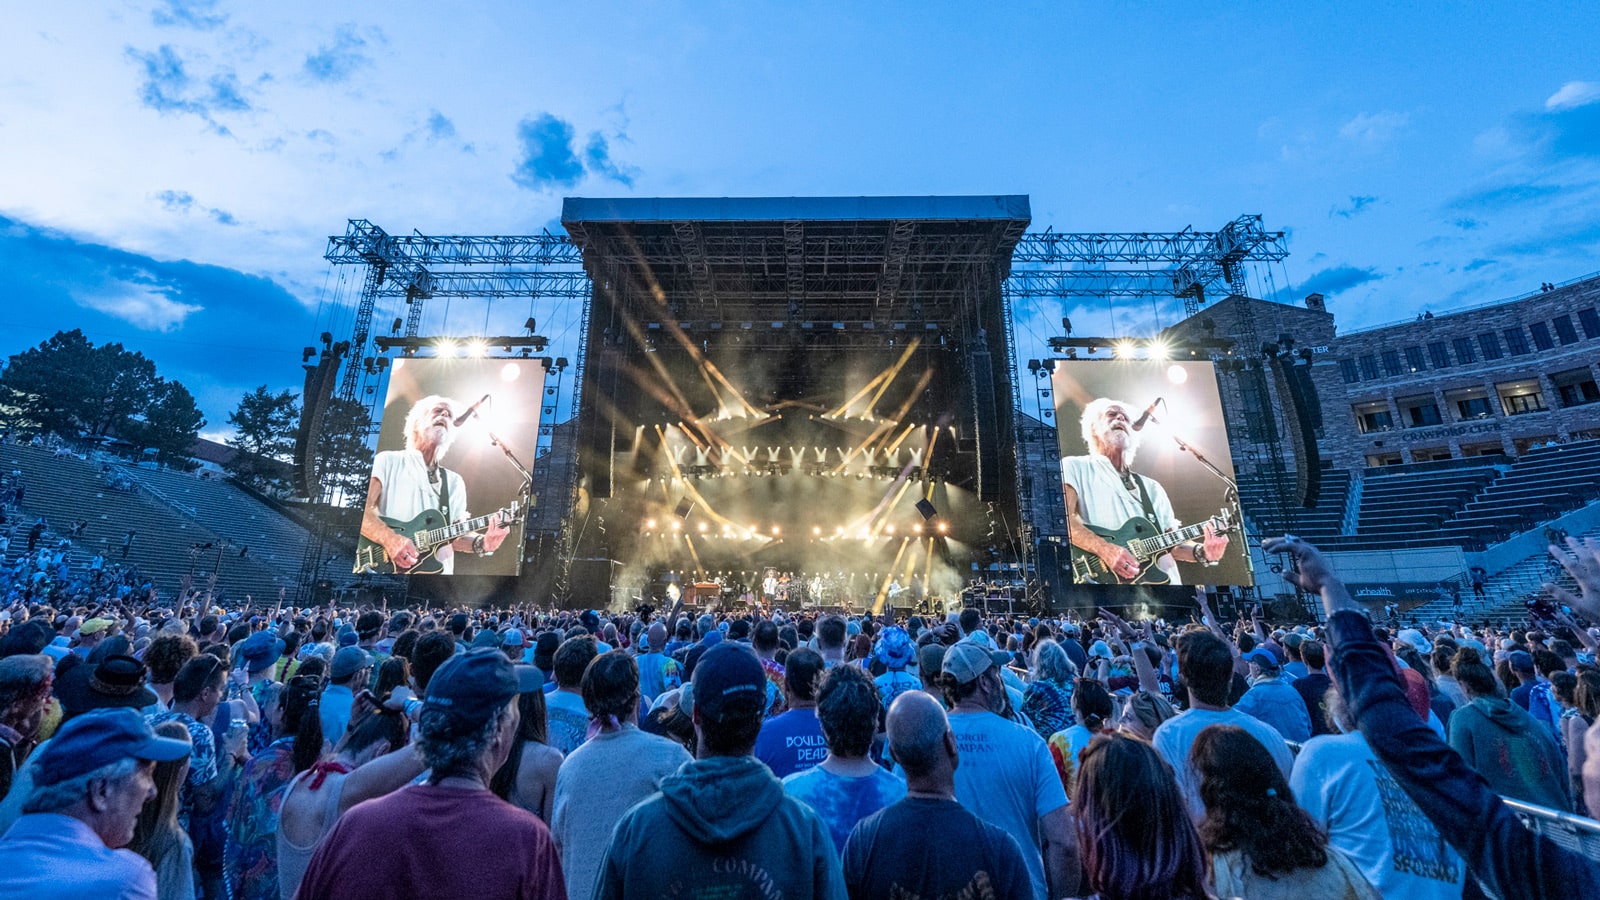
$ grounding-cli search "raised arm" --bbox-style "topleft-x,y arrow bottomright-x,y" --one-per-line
1264,535 -> 1600,899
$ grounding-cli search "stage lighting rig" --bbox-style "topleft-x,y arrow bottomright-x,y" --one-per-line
374,334 -> 549,356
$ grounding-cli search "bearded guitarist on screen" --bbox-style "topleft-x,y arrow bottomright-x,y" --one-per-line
359,395 -> 511,574
1061,398 -> 1229,585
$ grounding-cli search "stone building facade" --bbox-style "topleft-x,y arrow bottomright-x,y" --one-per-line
1162,273 -> 1600,475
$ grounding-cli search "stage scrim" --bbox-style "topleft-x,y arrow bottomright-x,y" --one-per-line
1052,360 -> 1252,588
356,358 -> 543,577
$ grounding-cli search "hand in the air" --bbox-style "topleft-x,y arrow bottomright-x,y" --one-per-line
1262,535 -> 1337,595
483,513 -> 511,553
1202,523 -> 1229,563
1547,536 -> 1600,622
1099,546 -> 1141,580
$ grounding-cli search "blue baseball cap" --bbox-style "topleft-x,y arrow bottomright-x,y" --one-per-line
34,708 -> 190,786
689,644 -> 766,723
425,648 -> 542,726
1243,648 -> 1281,669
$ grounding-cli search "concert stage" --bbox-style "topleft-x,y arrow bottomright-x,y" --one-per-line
564,196 -> 1030,611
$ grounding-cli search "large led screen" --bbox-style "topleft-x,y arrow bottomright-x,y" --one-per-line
356,358 -> 544,576
1052,360 -> 1252,587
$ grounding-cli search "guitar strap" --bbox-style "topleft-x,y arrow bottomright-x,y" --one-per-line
1126,472 -> 1159,523
435,467 -> 451,519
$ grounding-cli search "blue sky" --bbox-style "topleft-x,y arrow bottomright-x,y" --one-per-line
2,2 -> 1598,437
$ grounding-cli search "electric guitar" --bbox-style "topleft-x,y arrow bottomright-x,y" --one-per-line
355,501 -> 521,574
1068,508 -> 1235,585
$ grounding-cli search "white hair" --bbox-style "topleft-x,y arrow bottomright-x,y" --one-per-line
403,395 -> 458,459
22,757 -> 140,814
1079,397 -> 1141,464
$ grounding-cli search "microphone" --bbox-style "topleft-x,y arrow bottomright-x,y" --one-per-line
452,394 -> 491,427
1132,397 -> 1162,431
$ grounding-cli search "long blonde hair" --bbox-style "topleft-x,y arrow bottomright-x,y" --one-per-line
128,721 -> 191,871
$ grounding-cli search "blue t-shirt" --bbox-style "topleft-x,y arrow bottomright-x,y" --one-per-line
783,765 -> 906,854
947,710 -> 1069,900
636,652 -> 682,703
874,671 -> 920,712
753,707 -> 827,778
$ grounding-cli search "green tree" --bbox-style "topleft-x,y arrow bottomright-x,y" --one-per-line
226,386 -> 300,491
313,397 -> 376,506
124,380 -> 206,471
0,329 -> 162,439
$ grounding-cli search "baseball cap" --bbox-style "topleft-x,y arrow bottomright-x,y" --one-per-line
79,618 -> 114,636
239,632 -> 286,674
1509,650 -> 1536,673
33,708 -> 190,786
501,628 -> 527,649
1243,648 -> 1281,669
689,644 -> 765,722
330,646 -> 372,681
424,647 -> 541,726
942,641 -> 1011,684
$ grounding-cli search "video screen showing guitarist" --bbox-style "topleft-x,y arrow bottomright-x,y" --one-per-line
1062,398 -> 1228,586
360,395 -> 511,574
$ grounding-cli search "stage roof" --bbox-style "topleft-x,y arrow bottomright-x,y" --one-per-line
560,195 -> 1031,328
562,195 -> 1031,225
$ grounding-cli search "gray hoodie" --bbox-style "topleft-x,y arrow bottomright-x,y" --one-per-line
1447,696 -> 1570,811
595,754 -> 846,900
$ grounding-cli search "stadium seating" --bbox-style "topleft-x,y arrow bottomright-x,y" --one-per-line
1,443 -> 304,602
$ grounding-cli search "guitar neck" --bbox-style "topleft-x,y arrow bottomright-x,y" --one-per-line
1134,520 -> 1212,560
417,508 -> 510,551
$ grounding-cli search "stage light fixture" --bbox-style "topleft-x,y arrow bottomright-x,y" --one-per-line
885,524 -> 895,535
937,522 -> 949,534
524,317 -> 537,332
436,338 -> 458,356
812,526 -> 822,536
771,526 -> 780,535
913,524 -> 923,534
391,317 -> 404,333
670,521 -> 681,531
697,522 -> 708,532
646,519 -> 657,529
1148,340 -> 1171,361
1113,340 -> 1137,359
465,340 -> 488,358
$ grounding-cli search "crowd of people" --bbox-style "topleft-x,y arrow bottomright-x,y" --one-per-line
0,534 -> 1596,899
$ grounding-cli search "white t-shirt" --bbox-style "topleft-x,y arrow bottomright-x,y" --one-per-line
1151,706 -> 1293,821
1290,731 -> 1466,899
369,449 -> 467,574
1060,453 -> 1181,583
947,709 -> 1069,900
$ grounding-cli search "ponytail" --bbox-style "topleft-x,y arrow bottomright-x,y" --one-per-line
283,675 -> 324,773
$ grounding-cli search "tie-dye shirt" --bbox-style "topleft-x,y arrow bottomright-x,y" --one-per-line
782,764 -> 907,853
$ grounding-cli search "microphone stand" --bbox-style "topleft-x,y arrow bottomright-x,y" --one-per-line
481,424 -> 536,502
1149,413 -> 1255,595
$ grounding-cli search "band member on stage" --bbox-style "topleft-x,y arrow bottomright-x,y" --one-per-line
763,570 -> 779,601
361,395 -> 510,574
1062,398 -> 1226,585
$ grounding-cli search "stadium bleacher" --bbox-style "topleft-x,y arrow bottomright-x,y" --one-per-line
1,443 -> 304,601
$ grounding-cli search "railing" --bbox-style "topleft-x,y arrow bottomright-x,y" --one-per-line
1503,797 -> 1600,861
119,468 -> 198,519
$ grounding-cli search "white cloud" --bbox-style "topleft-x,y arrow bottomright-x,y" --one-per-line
1339,111 -> 1410,144
73,283 -> 203,331
1545,81 -> 1600,111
